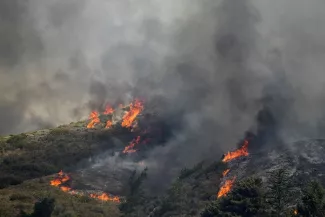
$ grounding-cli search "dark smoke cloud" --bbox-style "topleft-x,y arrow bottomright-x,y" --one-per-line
0,0 -> 178,135
2,0 -> 325,189
142,0 -> 325,188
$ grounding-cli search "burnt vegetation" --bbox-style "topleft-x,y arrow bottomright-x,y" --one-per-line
1,121 -> 325,217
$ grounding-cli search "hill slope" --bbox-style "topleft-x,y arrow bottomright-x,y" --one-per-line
2,111 -> 325,217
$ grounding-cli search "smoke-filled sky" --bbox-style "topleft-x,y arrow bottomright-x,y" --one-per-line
1,0 -> 325,158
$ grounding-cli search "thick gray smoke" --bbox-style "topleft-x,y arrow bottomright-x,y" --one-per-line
0,0 -> 184,135
142,0 -> 325,187
2,0 -> 325,176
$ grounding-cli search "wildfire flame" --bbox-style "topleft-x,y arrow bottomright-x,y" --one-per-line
50,170 -> 70,187
123,136 -> 141,154
217,177 -> 236,198
222,140 -> 249,163
105,120 -> 113,129
294,209 -> 298,215
60,186 -> 72,192
90,193 -> 121,203
87,111 -> 100,129
217,139 -> 250,199
121,99 -> 144,128
222,169 -> 230,177
103,105 -> 114,115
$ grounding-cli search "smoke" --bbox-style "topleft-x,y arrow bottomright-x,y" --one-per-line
2,0 -> 325,187
142,0 -> 325,187
0,0 -> 186,135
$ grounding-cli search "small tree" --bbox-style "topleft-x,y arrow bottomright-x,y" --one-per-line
22,198 -> 55,217
297,180 -> 325,217
119,168 -> 148,216
267,168 -> 292,216
201,177 -> 267,217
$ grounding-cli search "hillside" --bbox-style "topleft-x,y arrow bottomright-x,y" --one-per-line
2,101 -> 325,217
0,100 -> 176,217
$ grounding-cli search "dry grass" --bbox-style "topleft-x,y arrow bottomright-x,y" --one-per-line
0,176 -> 121,217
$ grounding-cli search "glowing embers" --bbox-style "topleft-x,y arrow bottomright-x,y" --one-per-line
217,177 -> 236,198
121,99 -> 144,128
222,140 -> 249,162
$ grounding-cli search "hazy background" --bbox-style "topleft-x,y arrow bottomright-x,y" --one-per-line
1,0 -> 325,160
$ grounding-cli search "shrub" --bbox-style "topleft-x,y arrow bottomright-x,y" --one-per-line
0,175 -> 23,189
10,193 -> 32,202
6,134 -> 27,149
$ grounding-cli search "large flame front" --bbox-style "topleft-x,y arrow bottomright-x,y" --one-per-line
217,177 -> 236,198
87,111 -> 100,129
222,140 -> 249,162
121,99 -> 144,128
123,136 -> 141,154
90,193 -> 121,203
293,209 -> 298,215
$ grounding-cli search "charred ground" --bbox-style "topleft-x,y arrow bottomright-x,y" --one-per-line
1,102 -> 325,217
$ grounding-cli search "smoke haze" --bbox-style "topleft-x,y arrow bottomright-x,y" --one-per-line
1,0 -> 325,171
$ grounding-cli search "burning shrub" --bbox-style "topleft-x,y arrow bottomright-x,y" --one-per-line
266,168 -> 294,215
201,178 -> 267,217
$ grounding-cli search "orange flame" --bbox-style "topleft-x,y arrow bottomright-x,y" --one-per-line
217,177 -> 236,198
121,99 -> 144,128
60,186 -> 71,192
90,193 -> 121,203
222,169 -> 230,177
87,111 -> 100,129
103,105 -> 114,115
50,170 -> 70,187
222,140 -> 249,162
294,209 -> 298,215
50,171 -> 120,202
123,136 -> 141,154
105,120 -> 113,129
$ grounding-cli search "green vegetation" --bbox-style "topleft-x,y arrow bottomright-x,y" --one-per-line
0,177 -> 120,217
1,122 -> 325,217
0,123 -> 132,189
201,177 -> 267,217
119,168 -> 148,216
200,169 -> 325,217
297,181 -> 325,216
267,168 -> 293,216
